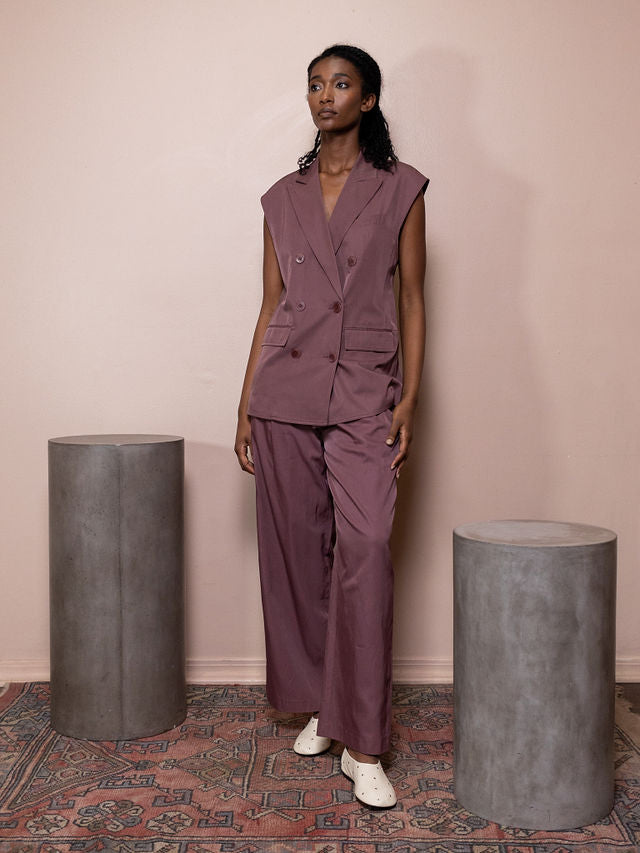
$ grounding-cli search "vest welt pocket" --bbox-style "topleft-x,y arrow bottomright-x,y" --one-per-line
344,327 -> 397,352
262,324 -> 292,346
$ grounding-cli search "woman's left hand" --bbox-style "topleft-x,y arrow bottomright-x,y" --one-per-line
385,398 -> 417,477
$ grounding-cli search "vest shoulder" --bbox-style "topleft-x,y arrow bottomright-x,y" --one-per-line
261,168 -> 300,203
388,160 -> 429,185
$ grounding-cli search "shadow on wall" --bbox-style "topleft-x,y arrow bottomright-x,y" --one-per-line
389,47 -> 552,631
183,439 -> 263,665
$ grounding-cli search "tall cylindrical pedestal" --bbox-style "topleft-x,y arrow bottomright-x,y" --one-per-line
453,519 -> 616,830
49,434 -> 186,740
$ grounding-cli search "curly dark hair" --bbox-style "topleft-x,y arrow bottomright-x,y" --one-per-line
298,44 -> 398,174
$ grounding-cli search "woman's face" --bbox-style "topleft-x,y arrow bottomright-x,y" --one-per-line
307,56 -> 376,133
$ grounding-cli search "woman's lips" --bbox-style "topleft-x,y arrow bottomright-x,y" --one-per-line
318,109 -> 337,117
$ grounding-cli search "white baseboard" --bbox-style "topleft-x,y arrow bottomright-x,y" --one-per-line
2,657 -> 639,685
185,658 -> 455,684
187,658 -> 266,683
613,657 -> 640,683
0,660 -> 50,683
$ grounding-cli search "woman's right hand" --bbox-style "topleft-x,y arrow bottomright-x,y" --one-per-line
234,218 -> 283,478
235,414 -> 255,475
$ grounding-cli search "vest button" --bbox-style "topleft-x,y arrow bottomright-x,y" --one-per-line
296,301 -> 306,311
328,353 -> 336,362
291,349 -> 301,358
347,256 -> 357,267
332,301 -> 342,313
295,253 -> 305,264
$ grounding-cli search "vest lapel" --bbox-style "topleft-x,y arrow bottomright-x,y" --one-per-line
287,151 -> 383,297
328,151 -> 383,254
288,159 -> 342,299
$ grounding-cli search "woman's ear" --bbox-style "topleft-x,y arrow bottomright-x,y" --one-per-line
361,93 -> 377,113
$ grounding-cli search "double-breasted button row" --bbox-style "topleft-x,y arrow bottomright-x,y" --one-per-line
290,350 -> 338,361
295,252 -> 355,267
291,300 -> 341,312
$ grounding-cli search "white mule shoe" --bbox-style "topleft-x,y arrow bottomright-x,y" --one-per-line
341,747 -> 397,807
293,715 -> 332,755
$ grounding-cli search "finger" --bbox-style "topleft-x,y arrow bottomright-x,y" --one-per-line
385,418 -> 399,446
244,442 -> 256,476
240,454 -> 255,474
391,451 -> 403,470
235,443 -> 256,475
390,428 -> 410,469
394,454 -> 413,479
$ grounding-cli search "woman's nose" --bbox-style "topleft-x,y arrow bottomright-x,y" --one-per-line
319,89 -> 333,104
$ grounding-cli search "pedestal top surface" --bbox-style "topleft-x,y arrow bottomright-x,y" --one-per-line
49,434 -> 183,446
454,519 -> 616,547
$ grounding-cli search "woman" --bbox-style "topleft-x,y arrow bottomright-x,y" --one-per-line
235,43 -> 428,808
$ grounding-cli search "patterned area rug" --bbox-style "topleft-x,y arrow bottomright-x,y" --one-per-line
0,682 -> 639,852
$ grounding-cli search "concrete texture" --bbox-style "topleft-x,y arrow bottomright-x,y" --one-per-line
49,434 -> 186,740
453,519 -> 617,830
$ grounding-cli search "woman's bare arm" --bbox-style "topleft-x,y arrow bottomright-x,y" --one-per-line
234,218 -> 284,474
386,192 -> 427,475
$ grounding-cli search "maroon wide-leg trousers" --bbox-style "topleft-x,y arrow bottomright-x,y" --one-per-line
250,408 -> 397,755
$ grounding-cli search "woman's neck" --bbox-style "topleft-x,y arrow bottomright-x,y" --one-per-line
317,133 -> 361,176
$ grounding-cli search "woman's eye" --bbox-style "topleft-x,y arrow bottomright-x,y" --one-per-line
336,81 -> 349,88
309,83 -> 321,92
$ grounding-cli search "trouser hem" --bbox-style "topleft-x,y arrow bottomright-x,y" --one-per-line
266,692 -> 320,715
316,719 -> 391,756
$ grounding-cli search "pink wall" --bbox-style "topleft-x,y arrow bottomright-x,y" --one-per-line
2,0 -> 639,682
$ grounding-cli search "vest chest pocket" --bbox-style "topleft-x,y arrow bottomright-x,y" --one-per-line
262,325 -> 292,346
343,327 -> 397,352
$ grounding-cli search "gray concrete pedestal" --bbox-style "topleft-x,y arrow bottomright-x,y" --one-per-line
453,519 -> 616,830
49,434 -> 186,740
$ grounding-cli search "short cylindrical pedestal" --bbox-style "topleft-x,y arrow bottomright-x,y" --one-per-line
49,434 -> 186,740
453,519 -> 616,830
